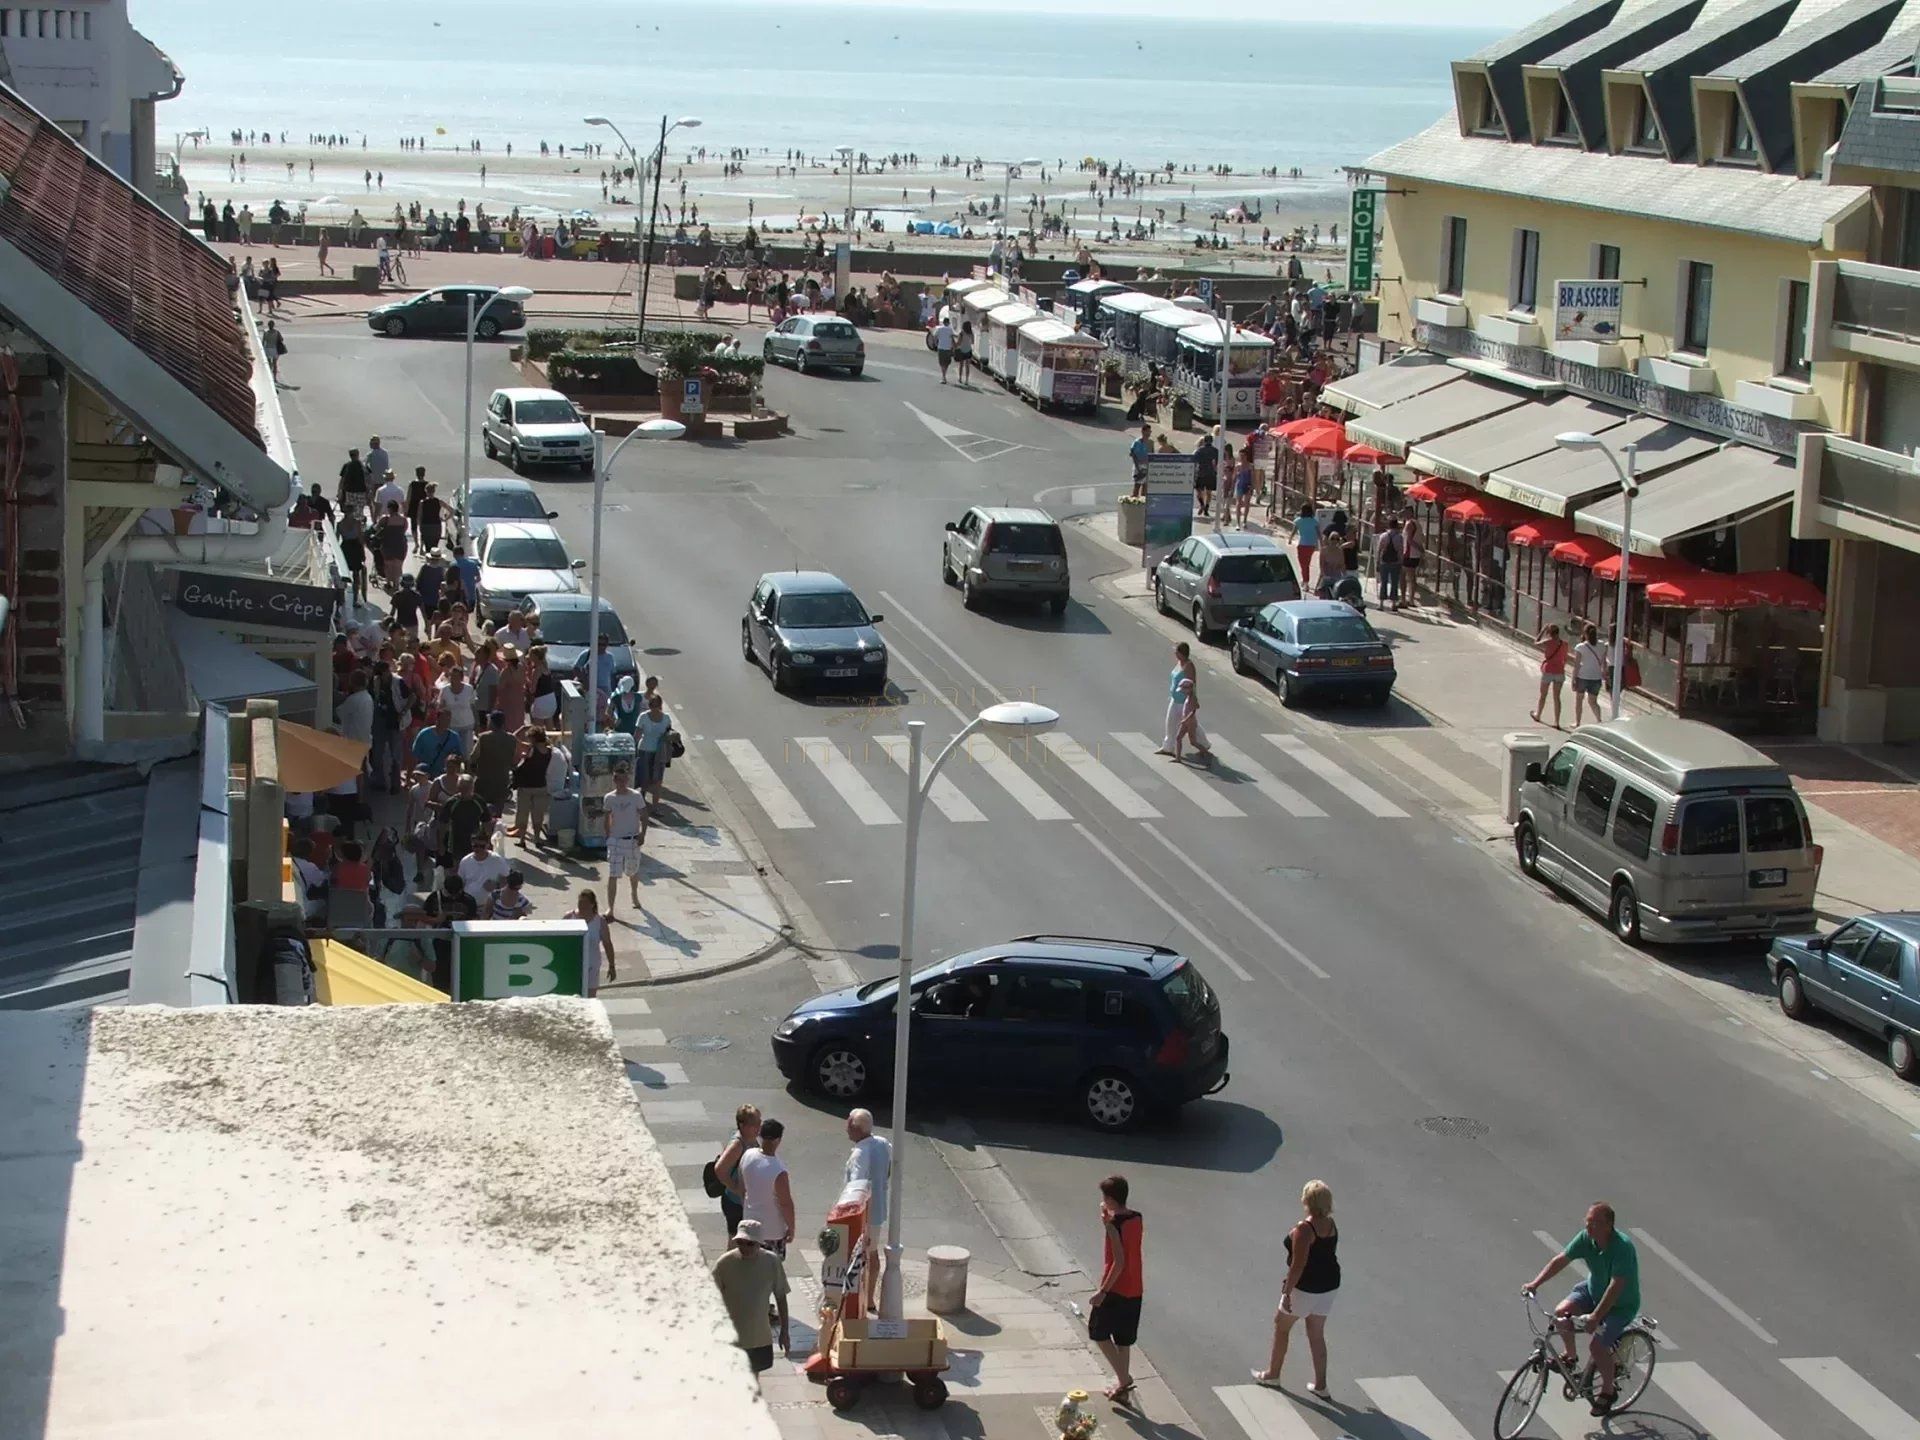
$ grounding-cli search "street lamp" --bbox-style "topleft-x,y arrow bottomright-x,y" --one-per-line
585,114 -> 700,352
584,115 -> 644,335
584,420 -> 686,733
879,701 -> 1059,1321
459,284 -> 535,543
1555,431 -> 1640,718
836,145 -> 855,231
999,157 -> 1042,240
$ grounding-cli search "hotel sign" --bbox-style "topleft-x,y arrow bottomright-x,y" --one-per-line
1553,279 -> 1623,343
1347,189 -> 1381,294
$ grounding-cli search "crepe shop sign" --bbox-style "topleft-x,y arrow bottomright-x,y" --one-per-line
175,570 -> 338,633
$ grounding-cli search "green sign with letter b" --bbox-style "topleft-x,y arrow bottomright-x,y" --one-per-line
451,920 -> 588,1001
1347,188 -> 1381,294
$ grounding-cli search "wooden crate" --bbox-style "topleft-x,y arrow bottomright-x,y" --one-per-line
829,1316 -> 948,1372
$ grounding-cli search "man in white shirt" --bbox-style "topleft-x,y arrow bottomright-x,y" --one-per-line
844,1108 -> 893,1311
366,435 -> 391,485
337,671 -> 374,745
931,319 -> 955,384
456,831 -> 510,901
738,1118 -> 796,1258
603,765 -> 647,916
436,670 -> 479,747
373,470 -> 405,516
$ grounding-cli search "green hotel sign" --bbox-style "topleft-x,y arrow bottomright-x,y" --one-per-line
1347,189 -> 1381,294
451,920 -> 588,1001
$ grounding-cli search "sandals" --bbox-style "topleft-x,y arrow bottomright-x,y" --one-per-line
1250,1370 -> 1283,1389
1589,1390 -> 1617,1417
1105,1382 -> 1137,1408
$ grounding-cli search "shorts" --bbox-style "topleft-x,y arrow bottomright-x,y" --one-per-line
608,835 -> 643,877
1572,676 -> 1602,696
1540,672 -> 1566,691
743,1343 -> 774,1374
1564,1280 -> 1632,1350
1088,1293 -> 1142,1347
1281,1287 -> 1336,1319
637,747 -> 668,786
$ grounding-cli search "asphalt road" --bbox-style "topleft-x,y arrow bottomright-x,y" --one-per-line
282,315 -> 1920,1440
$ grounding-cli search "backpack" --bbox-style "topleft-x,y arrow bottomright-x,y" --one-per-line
701,1159 -> 728,1198
1379,528 -> 1402,564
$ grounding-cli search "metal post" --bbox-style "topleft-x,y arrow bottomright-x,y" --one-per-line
1610,443 -> 1638,719
586,430 -> 607,735
636,114 -> 669,359
460,291 -> 476,541
880,718 -> 925,1322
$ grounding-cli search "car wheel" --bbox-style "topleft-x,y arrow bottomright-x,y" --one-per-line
941,551 -> 956,586
383,316 -> 406,338
1153,577 -> 1168,616
482,434 -> 496,460
1191,602 -> 1213,641
1776,964 -> 1811,1021
1081,1071 -> 1140,1131
741,621 -> 756,666
507,444 -> 523,474
1048,593 -> 1068,617
772,653 -> 793,693
763,341 -> 775,364
476,317 -> 500,340
1372,685 -> 1394,707
850,365 -> 864,378
811,1043 -> 869,1100
960,574 -> 979,611
1610,881 -> 1643,945
578,459 -> 594,475
1890,1029 -> 1919,1082
1230,638 -> 1250,675
797,349 -> 812,374
1515,818 -> 1540,878
1280,671 -> 1301,709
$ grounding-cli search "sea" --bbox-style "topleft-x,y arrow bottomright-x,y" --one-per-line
145,0 -> 1493,193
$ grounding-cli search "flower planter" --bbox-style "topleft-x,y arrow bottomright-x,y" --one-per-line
1103,370 -> 1124,400
1117,499 -> 1145,547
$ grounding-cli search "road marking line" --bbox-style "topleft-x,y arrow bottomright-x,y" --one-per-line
1205,737 -> 1326,818
1497,1371 -> 1600,1440
876,734 -> 988,821
1656,1361 -> 1788,1440
640,1100 -> 708,1125
878,590 -> 1005,704
1070,823 -> 1252,981
677,1185 -> 716,1215
1264,734 -> 1409,817
958,734 -> 1071,820
1040,733 -> 1161,818
1071,486 -> 1096,508
615,1027 -> 667,1049
657,1141 -> 718,1168
1782,1358 -> 1920,1440
626,1059 -> 689,1088
598,995 -> 652,1015
882,644 -> 976,726
1212,1384 -> 1318,1440
1112,732 -> 1245,816
1633,1230 -> 1776,1345
714,739 -> 814,830
1139,827 -> 1326,979
1356,1374 -> 1476,1440
1371,735 -> 1497,809
793,737 -> 901,826
901,401 -> 1023,464
806,957 -> 857,992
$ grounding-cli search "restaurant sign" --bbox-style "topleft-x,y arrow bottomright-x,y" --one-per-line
175,568 -> 338,634
1553,279 -> 1623,343
1347,189 -> 1381,294
1413,322 -> 1811,456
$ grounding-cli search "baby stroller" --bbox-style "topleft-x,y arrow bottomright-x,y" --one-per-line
1316,572 -> 1367,613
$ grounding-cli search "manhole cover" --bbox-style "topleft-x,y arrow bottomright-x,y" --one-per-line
1417,1115 -> 1488,1140
669,1035 -> 732,1053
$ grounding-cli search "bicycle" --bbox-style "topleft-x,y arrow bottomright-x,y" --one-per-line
1494,1292 -> 1660,1439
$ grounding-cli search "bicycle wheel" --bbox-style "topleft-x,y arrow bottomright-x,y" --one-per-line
1605,1330 -> 1657,1412
1494,1356 -> 1549,1440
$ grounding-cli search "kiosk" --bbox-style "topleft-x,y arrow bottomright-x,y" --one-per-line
1013,319 -> 1105,411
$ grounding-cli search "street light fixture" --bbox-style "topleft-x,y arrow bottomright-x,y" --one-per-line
584,419 -> 686,733
999,158 -> 1042,241
878,700 -> 1059,1321
1555,431 -> 1640,719
459,284 -> 536,543
836,145 -> 855,232
635,116 -> 702,367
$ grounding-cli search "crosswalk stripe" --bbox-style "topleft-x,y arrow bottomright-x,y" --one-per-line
627,1059 -> 689,1088
876,734 -> 988,821
1265,734 -> 1408,817
1039,733 -> 1161,818
599,995 -> 652,1015
657,1141 -> 718,1167
1372,735 -> 1496,809
1113,732 -> 1246,816
1213,1384 -> 1318,1440
794,738 -> 901,825
1205,737 -> 1327,818
1783,1358 -> 1920,1440
1356,1375 -> 1475,1440
678,1185 -> 716,1214
641,1100 -> 708,1125
956,733 -> 1071,820
615,1026 -> 667,1048
1498,1371 -> 1602,1440
715,739 -> 814,829
1656,1361 -> 1788,1440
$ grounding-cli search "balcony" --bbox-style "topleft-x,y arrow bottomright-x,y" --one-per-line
1812,259 -> 1920,370
1795,432 -> 1920,549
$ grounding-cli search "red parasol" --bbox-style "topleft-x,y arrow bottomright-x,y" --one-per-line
1736,569 -> 1827,611
1548,534 -> 1620,568
1508,515 -> 1578,548
1295,428 -> 1351,460
1590,551 -> 1698,585
1343,444 -> 1397,467
1646,571 -> 1760,610
1445,493 -> 1529,526
1405,477 -> 1470,505
1272,416 -> 1339,439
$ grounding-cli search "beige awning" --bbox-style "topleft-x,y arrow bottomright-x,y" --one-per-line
1322,352 -> 1461,414
1484,416 -> 1721,517
1343,378 -> 1528,460
1407,394 -> 1629,488
1574,444 -> 1799,556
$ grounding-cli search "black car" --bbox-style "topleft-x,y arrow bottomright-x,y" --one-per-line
771,936 -> 1230,1130
741,570 -> 888,695
367,284 -> 526,339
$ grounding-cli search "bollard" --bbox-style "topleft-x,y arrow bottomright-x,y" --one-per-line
1502,731 -> 1553,824
925,1245 -> 970,1315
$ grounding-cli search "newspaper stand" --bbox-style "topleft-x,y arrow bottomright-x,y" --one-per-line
803,1180 -> 951,1412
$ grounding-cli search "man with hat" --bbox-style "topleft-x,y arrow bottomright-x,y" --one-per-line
711,1219 -> 789,1376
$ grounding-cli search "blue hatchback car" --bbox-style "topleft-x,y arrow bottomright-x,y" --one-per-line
1228,599 -> 1395,709
770,936 -> 1231,1130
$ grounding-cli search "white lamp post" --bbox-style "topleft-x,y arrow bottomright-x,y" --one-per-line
1000,158 -> 1042,241
584,420 -> 685,732
879,701 -> 1059,1321
1554,431 -> 1640,718
837,145 -> 855,231
459,284 -> 535,544
584,115 -> 644,335
586,114 -> 701,352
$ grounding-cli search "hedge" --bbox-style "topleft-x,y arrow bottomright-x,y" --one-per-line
525,326 -> 730,361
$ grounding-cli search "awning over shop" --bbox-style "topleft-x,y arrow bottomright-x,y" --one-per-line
1483,416 -> 1719,517
1647,571 -> 1761,610
1407,394 -> 1628,488
166,612 -> 315,706
1575,445 -> 1798,557
276,720 -> 369,793
1344,379 -> 1528,461
311,938 -> 449,1005
1321,352 -> 1461,415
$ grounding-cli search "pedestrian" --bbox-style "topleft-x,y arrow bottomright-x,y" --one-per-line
238,204 -> 254,244
1171,673 -> 1206,764
406,466 -> 430,552
738,1118 -> 796,1260
435,664 -> 479,751
609,673 -> 643,735
366,435 -> 391,486
1193,431 -> 1218,518
487,868 -> 533,919
507,723 -> 551,842
603,763 -> 647,917
409,709 -> 464,780
634,691 -> 675,810
955,320 -> 975,385
418,482 -> 445,554
1233,446 -> 1256,527
377,503 -> 408,587
469,709 -> 517,812
1372,517 -> 1404,611
1531,622 -> 1569,728
711,1104 -> 763,1238
451,541 -> 481,608
710,1220 -> 790,1378
931,314 -> 955,383
317,228 -> 334,276
567,889 -> 616,995
1159,642 -> 1211,760
1571,622 -> 1607,727
1129,421 -> 1152,497
415,549 -> 446,614
1293,502 -> 1320,589
338,447 -> 368,512
455,824 -> 509,907
1252,1180 -> 1339,1396
338,507 -> 370,603
1089,1175 -> 1143,1407
843,1108 -> 892,1312
1399,513 -> 1424,601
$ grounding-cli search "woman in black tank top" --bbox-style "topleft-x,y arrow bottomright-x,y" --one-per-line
1252,1179 -> 1340,1396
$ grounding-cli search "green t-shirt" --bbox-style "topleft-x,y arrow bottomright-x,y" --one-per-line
712,1247 -> 788,1350
1565,1228 -> 1640,1323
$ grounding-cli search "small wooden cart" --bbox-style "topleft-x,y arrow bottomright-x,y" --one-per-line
804,1313 -> 952,1412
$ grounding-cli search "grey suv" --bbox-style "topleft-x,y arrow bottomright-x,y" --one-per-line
1154,532 -> 1299,640
764,316 -> 866,375
942,506 -> 1070,615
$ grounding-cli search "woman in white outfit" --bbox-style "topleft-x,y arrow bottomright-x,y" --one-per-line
1160,641 -> 1211,760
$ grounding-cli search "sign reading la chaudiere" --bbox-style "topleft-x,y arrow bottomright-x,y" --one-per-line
1554,279 -> 1624,344
174,568 -> 338,634
1347,189 -> 1382,293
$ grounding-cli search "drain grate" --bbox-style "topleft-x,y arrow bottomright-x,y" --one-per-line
1417,1115 -> 1488,1140
669,1035 -> 732,1053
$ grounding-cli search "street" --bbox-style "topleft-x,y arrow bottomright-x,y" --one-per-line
282,312 -> 1920,1440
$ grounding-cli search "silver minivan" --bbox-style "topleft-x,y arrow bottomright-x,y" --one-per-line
1154,533 -> 1300,640
943,506 -> 1070,615
1514,715 -> 1821,945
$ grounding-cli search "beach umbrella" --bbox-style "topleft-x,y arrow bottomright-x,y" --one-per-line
1736,569 -> 1827,611
1404,477 -> 1469,505
1548,534 -> 1619,568
1294,428 -> 1350,460
1590,552 -> 1698,585
1343,445 -> 1397,467
1445,493 -> 1528,526
1508,515 -> 1577,548
1646,571 -> 1760,610
1271,416 -> 1338,439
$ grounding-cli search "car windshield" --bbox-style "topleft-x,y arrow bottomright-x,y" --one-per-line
535,608 -> 627,645
1157,962 -> 1217,1029
855,958 -> 956,1002
487,537 -> 571,569
986,523 -> 1064,555
1213,553 -> 1288,583
471,488 -> 547,519
813,321 -> 858,339
515,399 -> 579,425
1295,614 -> 1376,645
777,591 -> 869,627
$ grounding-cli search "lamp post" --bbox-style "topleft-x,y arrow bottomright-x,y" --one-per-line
999,158 -> 1042,240
583,115 -> 644,335
879,701 -> 1060,1321
836,145 -> 855,231
585,420 -> 685,734
585,114 -> 701,352
1554,431 -> 1640,718
459,284 -> 535,544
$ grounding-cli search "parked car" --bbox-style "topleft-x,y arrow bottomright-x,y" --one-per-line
525,593 -> 636,683
1769,912 -> 1920,1081
1228,599 -> 1394,707
1514,715 -> 1821,946
1154,533 -> 1299,640
481,387 -> 595,474
367,284 -> 526,340
770,935 -> 1231,1130
741,570 -> 887,694
763,316 -> 866,375
475,521 -> 583,622
942,506 -> 1070,615
459,476 -> 557,546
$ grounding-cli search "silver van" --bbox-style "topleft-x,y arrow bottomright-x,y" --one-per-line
1514,715 -> 1821,945
942,506 -> 1070,615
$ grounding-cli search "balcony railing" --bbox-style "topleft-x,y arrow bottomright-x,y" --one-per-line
1831,260 -> 1920,344
1816,434 -> 1920,533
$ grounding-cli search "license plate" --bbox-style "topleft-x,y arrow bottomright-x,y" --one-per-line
1011,561 -> 1045,571
1750,868 -> 1787,888
1331,657 -> 1362,668
824,667 -> 858,678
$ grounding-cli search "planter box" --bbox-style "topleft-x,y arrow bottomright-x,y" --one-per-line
1103,371 -> 1124,399
1118,501 -> 1146,547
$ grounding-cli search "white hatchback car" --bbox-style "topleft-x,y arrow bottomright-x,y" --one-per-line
476,521 -> 584,622
481,387 -> 595,474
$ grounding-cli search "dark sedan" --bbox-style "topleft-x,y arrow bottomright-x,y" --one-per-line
741,570 -> 887,694
1228,598 -> 1394,708
368,284 -> 526,339
1769,912 -> 1920,1080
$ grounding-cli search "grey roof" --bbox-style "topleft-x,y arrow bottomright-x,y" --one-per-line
764,569 -> 857,592
1486,414 -> 1721,514
1465,0 -> 1629,140
1832,75 -> 1920,173
1612,0 -> 1803,158
1324,352 -> 1463,414
1810,23 -> 1920,81
1364,117 -> 1870,243
1707,0 -> 1905,78
1533,0 -> 1711,147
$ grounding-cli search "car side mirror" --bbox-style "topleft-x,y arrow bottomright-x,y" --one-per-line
945,521 -> 959,532
868,614 -> 884,625
1523,762 -> 1543,784
545,509 -> 559,520
1806,934 -> 1829,952
570,558 -> 587,571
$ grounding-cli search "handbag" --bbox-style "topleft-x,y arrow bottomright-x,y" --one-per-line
669,730 -> 686,759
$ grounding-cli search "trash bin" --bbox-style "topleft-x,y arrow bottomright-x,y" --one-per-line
1502,731 -> 1552,824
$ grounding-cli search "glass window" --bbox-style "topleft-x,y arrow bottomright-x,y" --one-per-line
80,7 -> 87,36
1682,261 -> 1713,353
1595,244 -> 1621,282
1441,216 -> 1468,297
1573,763 -> 1618,836
1550,89 -> 1577,141
813,321 -> 858,339
1726,106 -> 1757,162
485,536 -> 571,569
513,399 -> 580,425
1825,921 -> 1873,965
1540,745 -> 1578,795
1745,796 -> 1804,853
1633,96 -> 1661,151
471,486 -> 549,520
775,590 -> 870,627
1157,962 -> 1216,1029
984,522 -> 1064,555
1612,786 -> 1658,859
532,606 -> 627,646
1213,554 -> 1293,585
1860,932 -> 1907,982
1003,972 -> 1087,1023
1680,797 -> 1740,855
1512,229 -> 1541,313
2,12 -> 9,35
1781,281 -> 1811,381
1296,614 -> 1378,645
51,7 -> 59,35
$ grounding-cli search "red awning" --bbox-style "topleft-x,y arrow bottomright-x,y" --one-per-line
1344,444 -> 1398,467
1549,534 -> 1621,568
1646,571 -> 1760,610
1737,569 -> 1827,611
1296,428 -> 1351,459
1509,515 -> 1578,548
1445,493 -> 1528,526
1405,478 -> 1470,505
1272,416 -> 1339,439
1591,552 -> 1698,585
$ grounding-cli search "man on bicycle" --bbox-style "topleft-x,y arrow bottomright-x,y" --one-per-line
1523,1202 -> 1641,1416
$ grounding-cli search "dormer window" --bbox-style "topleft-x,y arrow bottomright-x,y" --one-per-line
1466,73 -> 1504,136
1548,89 -> 1579,143
1725,106 -> 1758,164
1631,95 -> 1662,152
